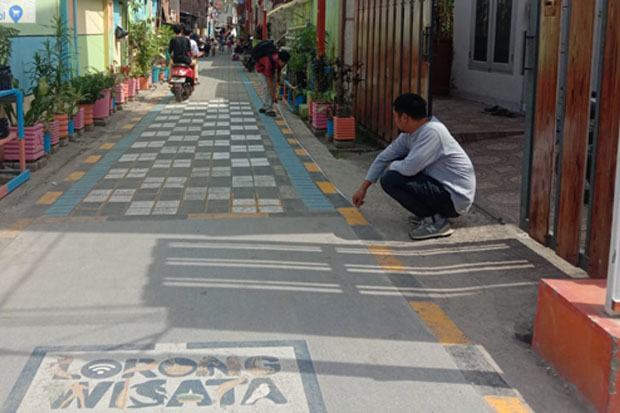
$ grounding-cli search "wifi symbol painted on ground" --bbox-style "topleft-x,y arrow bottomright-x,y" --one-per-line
81,359 -> 122,379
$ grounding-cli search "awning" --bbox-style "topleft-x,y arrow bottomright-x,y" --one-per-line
267,0 -> 310,17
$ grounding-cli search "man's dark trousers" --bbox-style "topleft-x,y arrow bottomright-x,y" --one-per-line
380,170 -> 459,218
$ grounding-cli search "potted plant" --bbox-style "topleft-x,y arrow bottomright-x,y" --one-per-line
2,78 -> 51,160
53,93 -> 71,141
309,56 -> 335,130
0,26 -> 19,91
64,85 -> 84,138
333,60 -> 363,143
72,74 -> 103,128
91,72 -> 113,121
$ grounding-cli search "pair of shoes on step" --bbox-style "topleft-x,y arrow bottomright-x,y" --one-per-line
259,108 -> 276,117
408,214 -> 453,240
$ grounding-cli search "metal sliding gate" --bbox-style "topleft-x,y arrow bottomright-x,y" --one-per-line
521,0 -> 620,278
353,0 -> 435,144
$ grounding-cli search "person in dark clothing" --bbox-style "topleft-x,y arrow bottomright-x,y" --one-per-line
168,24 -> 192,65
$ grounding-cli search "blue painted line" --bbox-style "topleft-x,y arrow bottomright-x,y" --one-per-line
236,65 -> 333,211
44,99 -> 169,216
6,170 -> 30,193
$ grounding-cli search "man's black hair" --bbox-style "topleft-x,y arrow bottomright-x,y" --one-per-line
183,26 -> 193,36
172,24 -> 182,35
278,50 -> 290,63
393,93 -> 428,120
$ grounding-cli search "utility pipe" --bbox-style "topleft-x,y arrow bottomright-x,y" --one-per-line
73,0 -> 79,75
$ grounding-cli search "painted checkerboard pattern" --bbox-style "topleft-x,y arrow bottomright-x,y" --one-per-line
70,100 -> 301,217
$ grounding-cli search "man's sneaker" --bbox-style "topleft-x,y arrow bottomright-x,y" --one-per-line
259,108 -> 266,113
409,216 -> 453,240
408,214 -> 422,226
265,110 -> 276,117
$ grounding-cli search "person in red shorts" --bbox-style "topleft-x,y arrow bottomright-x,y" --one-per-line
255,50 -> 290,117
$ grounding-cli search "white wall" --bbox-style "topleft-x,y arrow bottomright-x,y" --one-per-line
451,0 -> 530,112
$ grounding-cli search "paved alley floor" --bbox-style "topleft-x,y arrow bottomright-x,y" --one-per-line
0,56 -> 536,412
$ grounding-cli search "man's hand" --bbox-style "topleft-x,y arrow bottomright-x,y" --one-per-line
352,180 -> 372,208
352,188 -> 367,208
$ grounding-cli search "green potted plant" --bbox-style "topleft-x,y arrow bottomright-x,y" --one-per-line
2,77 -> 51,159
71,74 -> 102,128
0,26 -> 19,91
310,56 -> 334,130
66,85 -> 86,134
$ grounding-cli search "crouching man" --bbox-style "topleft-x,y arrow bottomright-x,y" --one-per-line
352,93 -> 476,240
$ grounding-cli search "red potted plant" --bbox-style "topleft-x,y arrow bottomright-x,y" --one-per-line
333,60 -> 363,143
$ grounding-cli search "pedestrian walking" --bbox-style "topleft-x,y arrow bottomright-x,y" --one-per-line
254,45 -> 289,117
353,93 -> 476,240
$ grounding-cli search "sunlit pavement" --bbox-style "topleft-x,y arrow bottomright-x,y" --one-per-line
0,56 -> 500,412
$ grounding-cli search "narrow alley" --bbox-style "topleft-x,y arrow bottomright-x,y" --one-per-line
0,56 -> 595,412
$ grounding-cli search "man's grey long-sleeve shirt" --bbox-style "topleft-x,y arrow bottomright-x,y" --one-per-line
365,117 -> 476,214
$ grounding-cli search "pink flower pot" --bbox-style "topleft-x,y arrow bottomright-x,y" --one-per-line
72,108 -> 85,130
4,123 -> 45,161
93,89 -> 111,119
312,102 -> 332,130
115,84 -> 125,104
127,79 -> 136,98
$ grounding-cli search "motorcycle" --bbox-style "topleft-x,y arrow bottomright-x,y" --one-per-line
169,64 -> 195,102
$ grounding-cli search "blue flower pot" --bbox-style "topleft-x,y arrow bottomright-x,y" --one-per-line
163,68 -> 169,79
294,94 -> 306,112
113,97 -> 117,110
152,67 -> 160,83
44,133 -> 51,153
68,119 -> 74,136
327,119 -> 334,137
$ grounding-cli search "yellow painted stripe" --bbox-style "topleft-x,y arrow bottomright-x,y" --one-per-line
100,142 -> 115,150
338,207 -> 368,226
287,138 -> 298,144
131,116 -> 142,121
145,106 -> 153,110
367,245 -> 407,271
276,120 -> 286,126
304,162 -> 320,172
122,123 -> 135,129
485,396 -> 530,413
316,181 -> 338,194
37,191 -> 63,205
410,302 -> 470,345
295,148 -> 308,156
282,128 -> 293,135
65,171 -> 85,182
0,219 -> 33,238
83,155 -> 101,164
188,213 -> 269,220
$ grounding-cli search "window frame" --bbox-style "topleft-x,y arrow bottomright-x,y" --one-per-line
469,0 -> 517,74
